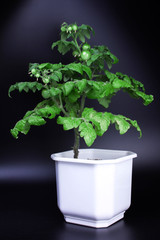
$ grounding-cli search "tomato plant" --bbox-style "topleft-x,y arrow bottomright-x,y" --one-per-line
9,22 -> 154,159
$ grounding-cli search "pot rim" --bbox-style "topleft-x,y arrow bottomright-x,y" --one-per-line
51,148 -> 137,165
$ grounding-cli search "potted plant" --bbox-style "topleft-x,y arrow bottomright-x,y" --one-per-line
8,22 -> 153,228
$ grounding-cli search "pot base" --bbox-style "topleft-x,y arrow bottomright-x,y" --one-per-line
64,211 -> 125,228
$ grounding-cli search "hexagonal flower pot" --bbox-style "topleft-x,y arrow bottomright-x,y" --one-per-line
51,149 -> 137,228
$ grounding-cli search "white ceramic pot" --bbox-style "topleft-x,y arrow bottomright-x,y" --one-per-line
51,149 -> 137,228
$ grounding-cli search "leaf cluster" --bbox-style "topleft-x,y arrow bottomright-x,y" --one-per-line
8,22 -> 154,148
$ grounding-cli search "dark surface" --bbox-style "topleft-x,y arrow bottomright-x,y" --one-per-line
0,0 -> 160,239
1,0 -> 159,164
0,166 -> 159,240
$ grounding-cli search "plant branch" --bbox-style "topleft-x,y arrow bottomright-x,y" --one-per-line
52,95 -> 69,117
72,33 -> 81,55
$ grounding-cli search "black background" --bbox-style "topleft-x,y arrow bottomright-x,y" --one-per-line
0,0 -> 160,239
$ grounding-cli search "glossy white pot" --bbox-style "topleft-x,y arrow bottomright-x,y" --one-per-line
51,149 -> 137,228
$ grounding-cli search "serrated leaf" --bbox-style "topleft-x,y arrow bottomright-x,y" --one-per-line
65,101 -> 79,117
10,119 -> 30,139
66,63 -> 83,75
23,110 -> 34,118
57,116 -> 81,130
52,40 -> 75,55
109,113 -> 142,136
51,41 -> 59,50
10,128 -> 19,139
91,53 -> 101,62
75,79 -> 87,93
98,96 -> 111,108
49,87 -> 61,97
124,117 -> 142,138
82,108 -> 110,136
82,65 -> 92,79
134,91 -> 154,106
18,82 -> 27,92
62,82 -> 74,96
54,71 -> 62,81
61,31 -> 68,40
50,63 -> 63,71
67,89 -> 81,103
8,85 -> 17,97
78,33 -> 85,43
130,77 -> 145,91
108,52 -> 119,64
87,81 -> 112,99
114,116 -> 130,134
8,82 -> 43,97
105,56 -> 113,69
83,29 -> 91,39
112,79 -> 131,89
28,115 -> 46,126
105,70 -> 115,81
79,122 -> 96,147
36,105 -> 60,119
38,63 -> 50,69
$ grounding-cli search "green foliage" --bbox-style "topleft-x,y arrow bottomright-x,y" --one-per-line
56,107 -> 142,146
8,82 -> 43,97
10,100 -> 61,139
9,22 -> 154,156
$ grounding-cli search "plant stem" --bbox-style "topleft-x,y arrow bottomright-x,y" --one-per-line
73,94 -> 86,158
73,128 -> 80,158
79,93 -> 86,117
52,95 -> 68,117
72,33 -> 81,55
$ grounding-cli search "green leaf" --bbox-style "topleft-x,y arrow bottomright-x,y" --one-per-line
104,55 -> 113,69
28,115 -> 46,126
109,113 -> 142,137
66,63 -> 83,75
79,122 -> 96,147
54,71 -> 62,81
52,40 -> 75,55
86,81 -> 114,99
124,117 -> 142,138
10,99 -> 61,139
82,65 -> 92,79
8,82 -> 43,97
105,70 -> 115,81
67,89 -> 81,102
65,101 -> 79,117
130,77 -> 145,91
83,29 -> 91,39
50,63 -> 63,71
103,83 -> 115,97
107,52 -> 119,64
134,91 -> 154,106
38,63 -> 51,69
112,115 -> 131,134
82,108 -> 110,136
10,128 -> 19,139
23,110 -> 34,118
112,79 -> 132,89
75,79 -> 87,93
57,116 -> 81,130
36,105 -> 60,119
62,82 -> 74,96
10,119 -> 30,139
78,33 -> 85,43
49,87 -> 61,97
98,96 -> 111,108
